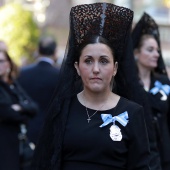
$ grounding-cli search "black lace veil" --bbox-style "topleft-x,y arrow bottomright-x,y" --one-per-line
32,3 -> 156,169
132,12 -> 167,75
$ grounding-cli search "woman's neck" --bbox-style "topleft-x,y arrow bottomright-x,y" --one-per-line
83,89 -> 110,103
78,89 -> 119,110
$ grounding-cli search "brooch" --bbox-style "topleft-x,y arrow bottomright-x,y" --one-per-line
99,111 -> 128,141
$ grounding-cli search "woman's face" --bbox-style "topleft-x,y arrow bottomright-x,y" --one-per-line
135,37 -> 159,70
0,52 -> 10,79
74,43 -> 118,93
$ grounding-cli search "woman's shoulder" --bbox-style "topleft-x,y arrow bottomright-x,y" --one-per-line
117,97 -> 143,116
119,97 -> 143,109
60,94 -> 78,109
153,73 -> 170,84
118,97 -> 145,127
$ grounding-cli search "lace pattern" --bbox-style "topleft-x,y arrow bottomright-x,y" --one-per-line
70,3 -> 133,59
133,13 -> 159,48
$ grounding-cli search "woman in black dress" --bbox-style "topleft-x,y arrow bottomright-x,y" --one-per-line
32,3 -> 151,170
0,50 -> 39,170
132,12 -> 170,170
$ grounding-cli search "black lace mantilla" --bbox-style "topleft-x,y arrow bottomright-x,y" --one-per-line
141,13 -> 159,36
132,12 -> 160,49
70,3 -> 133,58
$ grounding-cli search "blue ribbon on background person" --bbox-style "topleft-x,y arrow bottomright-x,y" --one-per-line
99,111 -> 129,128
150,80 -> 170,95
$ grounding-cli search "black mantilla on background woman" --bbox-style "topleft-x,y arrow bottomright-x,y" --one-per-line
32,3 -> 151,170
132,12 -> 170,170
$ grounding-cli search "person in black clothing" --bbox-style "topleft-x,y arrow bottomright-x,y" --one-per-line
17,36 -> 60,145
132,12 -> 170,170
32,3 -> 151,170
0,50 -> 39,170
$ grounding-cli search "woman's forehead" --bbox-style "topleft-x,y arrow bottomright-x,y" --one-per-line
81,43 -> 113,55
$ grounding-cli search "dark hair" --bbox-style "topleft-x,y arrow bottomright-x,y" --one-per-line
38,36 -> 57,56
75,35 -> 116,62
0,50 -> 19,81
135,34 -> 156,50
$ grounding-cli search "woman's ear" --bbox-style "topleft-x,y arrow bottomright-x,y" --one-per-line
113,62 -> 118,76
74,62 -> 80,76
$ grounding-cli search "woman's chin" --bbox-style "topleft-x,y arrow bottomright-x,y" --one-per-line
88,86 -> 104,93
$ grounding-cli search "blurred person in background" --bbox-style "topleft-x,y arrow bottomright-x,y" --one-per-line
132,12 -> 170,170
0,49 -> 39,170
17,36 -> 60,145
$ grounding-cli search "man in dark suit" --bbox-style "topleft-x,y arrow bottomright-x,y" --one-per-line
17,36 -> 60,145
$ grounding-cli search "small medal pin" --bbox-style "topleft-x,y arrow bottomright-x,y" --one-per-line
159,89 -> 167,101
110,124 -> 122,141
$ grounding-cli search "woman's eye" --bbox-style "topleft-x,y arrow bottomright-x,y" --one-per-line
85,59 -> 92,64
100,59 -> 108,64
147,48 -> 153,52
147,48 -> 159,54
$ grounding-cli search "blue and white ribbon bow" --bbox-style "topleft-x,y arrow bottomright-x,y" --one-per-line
99,111 -> 129,128
150,80 -> 170,95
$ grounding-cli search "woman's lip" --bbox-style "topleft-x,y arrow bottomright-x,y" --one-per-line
91,77 -> 102,80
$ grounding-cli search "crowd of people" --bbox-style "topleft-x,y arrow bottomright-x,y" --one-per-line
0,2 -> 170,170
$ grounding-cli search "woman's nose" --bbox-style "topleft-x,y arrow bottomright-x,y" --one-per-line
155,50 -> 159,58
93,62 -> 99,73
